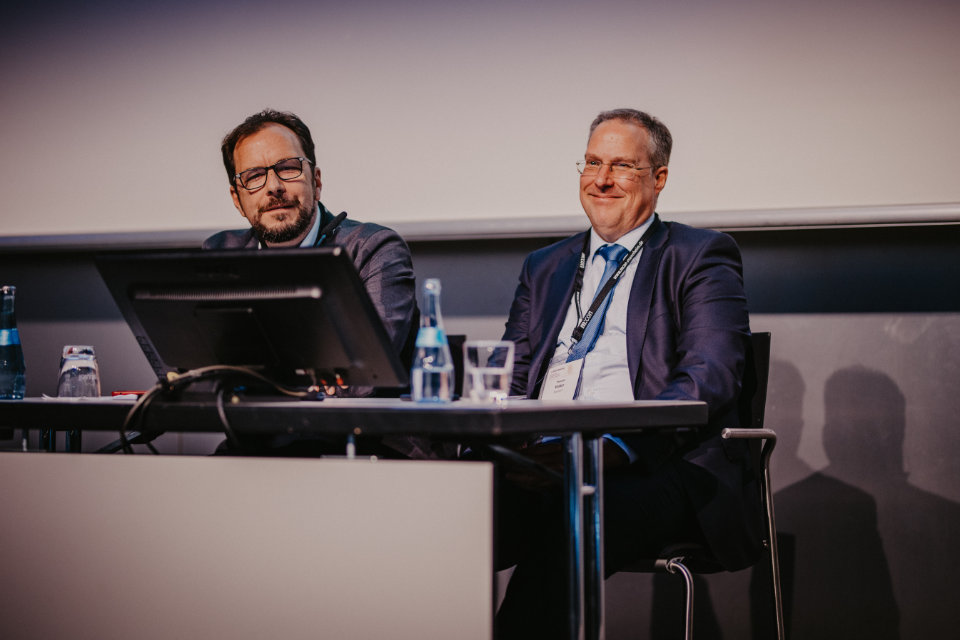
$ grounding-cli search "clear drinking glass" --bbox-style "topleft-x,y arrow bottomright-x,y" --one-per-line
463,340 -> 514,403
57,345 -> 101,398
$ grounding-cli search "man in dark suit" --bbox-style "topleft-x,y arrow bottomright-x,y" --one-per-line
203,109 -> 417,366
205,110 -> 430,457
495,109 -> 762,637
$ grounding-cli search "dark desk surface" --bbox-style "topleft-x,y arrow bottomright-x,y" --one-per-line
0,396 -> 707,439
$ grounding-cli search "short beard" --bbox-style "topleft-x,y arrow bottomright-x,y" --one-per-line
252,199 -> 315,245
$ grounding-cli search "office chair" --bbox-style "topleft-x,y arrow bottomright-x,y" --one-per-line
621,332 -> 784,640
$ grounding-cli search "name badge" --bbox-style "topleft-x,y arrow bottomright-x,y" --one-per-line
540,358 -> 584,401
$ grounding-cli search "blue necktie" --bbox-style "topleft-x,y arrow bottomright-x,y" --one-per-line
567,243 -> 628,362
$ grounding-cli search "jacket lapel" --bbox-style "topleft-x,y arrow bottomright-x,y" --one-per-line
527,233 -> 584,397
626,216 -> 667,386
242,229 -> 259,249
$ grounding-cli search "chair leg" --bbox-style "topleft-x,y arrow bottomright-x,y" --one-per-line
770,548 -> 786,640
762,447 -> 786,640
665,558 -> 695,640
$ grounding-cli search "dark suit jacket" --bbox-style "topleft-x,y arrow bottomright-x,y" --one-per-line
502,214 -> 762,570
203,204 -> 419,373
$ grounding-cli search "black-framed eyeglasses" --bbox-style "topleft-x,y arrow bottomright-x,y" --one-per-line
576,160 -> 653,181
234,157 -> 311,191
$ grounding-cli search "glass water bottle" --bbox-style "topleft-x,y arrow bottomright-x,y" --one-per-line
411,279 -> 454,402
0,285 -> 26,399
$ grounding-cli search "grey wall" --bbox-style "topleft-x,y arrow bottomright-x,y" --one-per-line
2,221 -> 959,637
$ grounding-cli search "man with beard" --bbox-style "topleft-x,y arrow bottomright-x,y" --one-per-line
204,109 -> 418,374
205,110 -> 432,458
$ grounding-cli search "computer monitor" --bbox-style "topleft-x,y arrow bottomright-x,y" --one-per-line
95,247 -> 408,389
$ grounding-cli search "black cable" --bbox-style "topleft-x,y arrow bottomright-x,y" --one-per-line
215,382 -> 242,449
118,385 -> 165,454
116,365 -> 311,454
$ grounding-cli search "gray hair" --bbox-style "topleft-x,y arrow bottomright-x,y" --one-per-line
589,108 -> 672,169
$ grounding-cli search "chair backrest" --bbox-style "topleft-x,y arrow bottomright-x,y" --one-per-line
738,332 -> 772,429
731,332 -> 785,640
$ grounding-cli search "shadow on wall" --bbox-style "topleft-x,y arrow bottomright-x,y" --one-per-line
752,364 -> 960,639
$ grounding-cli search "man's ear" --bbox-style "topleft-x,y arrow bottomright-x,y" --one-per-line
654,166 -> 668,195
230,185 -> 247,219
313,166 -> 322,201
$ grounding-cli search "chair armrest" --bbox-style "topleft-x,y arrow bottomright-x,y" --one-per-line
722,428 -> 778,478
722,428 -> 777,441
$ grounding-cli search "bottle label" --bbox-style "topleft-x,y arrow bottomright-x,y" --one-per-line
0,328 -> 20,346
415,327 -> 447,347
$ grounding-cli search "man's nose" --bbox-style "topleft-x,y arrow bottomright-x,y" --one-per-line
593,163 -> 614,187
264,167 -> 285,193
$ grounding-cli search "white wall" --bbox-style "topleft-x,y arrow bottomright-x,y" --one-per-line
3,0 -> 959,237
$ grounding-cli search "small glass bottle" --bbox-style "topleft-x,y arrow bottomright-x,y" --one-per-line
0,285 -> 26,400
411,279 -> 454,402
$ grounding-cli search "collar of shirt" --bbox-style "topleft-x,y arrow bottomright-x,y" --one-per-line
298,205 -> 322,247
583,217 -> 654,306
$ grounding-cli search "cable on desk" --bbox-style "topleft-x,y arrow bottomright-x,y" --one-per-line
117,365 -> 314,454
215,382 -> 241,449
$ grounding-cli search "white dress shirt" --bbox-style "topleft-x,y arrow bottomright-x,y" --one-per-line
298,207 -> 322,247
548,217 -> 653,398
543,216 -> 655,460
